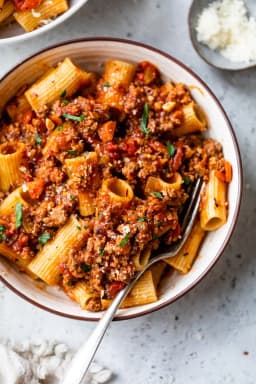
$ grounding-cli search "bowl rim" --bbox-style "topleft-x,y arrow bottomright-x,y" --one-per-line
0,0 -> 88,45
187,1 -> 256,71
0,37 -> 243,321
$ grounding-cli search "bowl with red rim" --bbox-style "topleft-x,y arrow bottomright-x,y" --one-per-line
0,0 -> 88,44
0,38 -> 242,321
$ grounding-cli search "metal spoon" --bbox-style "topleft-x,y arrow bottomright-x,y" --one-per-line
188,0 -> 256,70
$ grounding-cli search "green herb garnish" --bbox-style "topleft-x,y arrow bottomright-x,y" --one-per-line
137,216 -> 148,223
81,263 -> 92,273
183,176 -> 191,186
67,149 -> 78,156
60,89 -> 67,97
62,113 -> 85,122
103,82 -> 110,90
15,203 -> 23,228
166,142 -> 176,158
140,103 -> 150,135
84,224 -> 89,229
0,225 -> 6,243
99,247 -> 105,256
62,99 -> 70,105
118,233 -> 129,247
57,125 -> 63,131
70,194 -> 76,202
38,232 -> 51,244
155,221 -> 163,228
35,132 -> 42,146
76,225 -> 81,230
67,279 -> 75,287
152,191 -> 163,200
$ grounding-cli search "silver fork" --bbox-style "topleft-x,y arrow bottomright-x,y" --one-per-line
63,177 -> 203,384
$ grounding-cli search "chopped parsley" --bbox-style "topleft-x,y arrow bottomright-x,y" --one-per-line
35,132 -> 42,146
67,149 -> 78,156
38,232 -> 51,244
15,203 -> 23,228
0,225 -> 7,243
103,82 -> 110,90
152,191 -> 163,200
60,89 -> 67,97
81,263 -> 92,273
62,99 -> 70,105
84,224 -> 89,230
62,113 -> 85,122
166,142 -> 176,158
70,194 -> 76,202
118,233 -> 129,247
137,216 -> 148,223
67,279 -> 75,287
99,247 -> 105,256
183,176 -> 191,186
76,225 -> 81,230
155,221 -> 163,228
57,125 -> 63,131
140,103 -> 150,135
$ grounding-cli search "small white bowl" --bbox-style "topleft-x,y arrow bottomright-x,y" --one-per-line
0,0 -> 88,44
0,38 -> 242,321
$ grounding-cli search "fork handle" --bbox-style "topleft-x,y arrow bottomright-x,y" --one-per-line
62,282 -> 134,384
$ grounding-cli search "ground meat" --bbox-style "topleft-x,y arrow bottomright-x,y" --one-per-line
0,59 -> 229,312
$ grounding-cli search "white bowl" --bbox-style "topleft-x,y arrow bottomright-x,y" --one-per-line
0,0 -> 88,44
0,38 -> 242,321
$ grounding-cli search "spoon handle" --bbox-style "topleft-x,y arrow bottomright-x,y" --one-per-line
62,283 -> 133,384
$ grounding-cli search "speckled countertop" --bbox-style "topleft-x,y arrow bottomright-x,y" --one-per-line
0,1 -> 256,383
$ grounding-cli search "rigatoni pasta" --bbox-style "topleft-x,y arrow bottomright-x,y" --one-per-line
0,57 -> 232,312
0,0 -> 14,23
0,0 -> 69,33
25,58 -> 91,112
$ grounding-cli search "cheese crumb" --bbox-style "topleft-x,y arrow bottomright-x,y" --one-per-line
196,0 -> 256,63
31,8 -> 41,17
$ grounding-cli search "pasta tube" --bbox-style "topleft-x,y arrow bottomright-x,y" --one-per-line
173,102 -> 207,136
0,187 -> 29,216
132,246 -> 151,271
200,170 -> 227,231
78,191 -> 95,217
145,173 -> 183,196
101,178 -> 134,205
0,0 -> 14,23
14,0 -> 68,32
28,215 -> 87,285
0,142 -> 26,192
98,60 -> 136,111
101,269 -> 158,310
0,243 -> 30,270
25,57 -> 91,112
69,281 -> 94,309
103,60 -> 136,88
6,94 -> 31,122
165,221 -> 205,274
151,261 -> 167,287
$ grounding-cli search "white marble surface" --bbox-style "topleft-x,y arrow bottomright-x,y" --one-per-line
0,1 -> 256,383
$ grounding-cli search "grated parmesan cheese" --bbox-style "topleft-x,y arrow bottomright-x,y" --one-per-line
196,0 -> 256,63
31,8 -> 41,18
